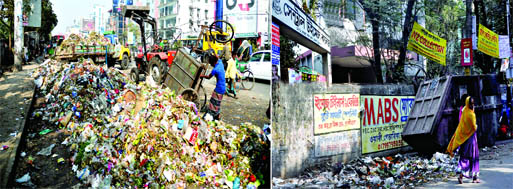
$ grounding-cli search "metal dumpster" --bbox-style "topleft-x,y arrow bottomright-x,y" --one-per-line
402,75 -> 502,153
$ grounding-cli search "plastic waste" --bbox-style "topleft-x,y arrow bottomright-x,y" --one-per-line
39,129 -> 52,135
16,173 -> 30,183
36,144 -> 55,156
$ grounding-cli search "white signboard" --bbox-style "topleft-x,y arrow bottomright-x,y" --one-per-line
272,0 -> 330,52
499,35 -> 511,59
26,0 -> 41,27
314,130 -> 359,157
224,0 -> 258,38
472,16 -> 477,50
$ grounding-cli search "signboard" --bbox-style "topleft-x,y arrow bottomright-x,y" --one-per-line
407,22 -> 447,66
361,96 -> 414,154
314,130 -> 359,157
272,22 -> 280,66
461,38 -> 473,66
499,35 -> 511,59
477,24 -> 499,58
82,19 -> 95,32
224,0 -> 257,38
26,0 -> 41,27
288,68 -> 301,84
272,0 -> 330,51
472,16 -> 477,50
501,58 -> 509,72
313,94 -> 360,134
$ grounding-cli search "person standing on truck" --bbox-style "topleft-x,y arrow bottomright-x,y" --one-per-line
447,96 -> 480,184
200,51 -> 226,120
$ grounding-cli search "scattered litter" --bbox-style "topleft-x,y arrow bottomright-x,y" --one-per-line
16,173 -> 30,183
0,145 -> 8,151
39,129 -> 52,135
273,152 -> 459,188
21,152 -> 26,157
10,131 -> 17,137
57,158 -> 65,164
29,59 -> 270,187
36,144 -> 55,156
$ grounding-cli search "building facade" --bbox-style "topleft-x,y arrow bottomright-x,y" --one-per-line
158,0 -> 216,40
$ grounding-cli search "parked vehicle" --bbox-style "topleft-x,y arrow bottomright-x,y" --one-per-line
246,50 -> 271,80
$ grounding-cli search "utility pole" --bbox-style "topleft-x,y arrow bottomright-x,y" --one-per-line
465,0 -> 472,76
507,0 -> 513,129
13,0 -> 23,71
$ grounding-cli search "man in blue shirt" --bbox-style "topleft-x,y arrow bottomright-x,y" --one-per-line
200,53 -> 225,120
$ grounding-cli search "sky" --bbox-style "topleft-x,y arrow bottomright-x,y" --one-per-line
50,0 -> 112,35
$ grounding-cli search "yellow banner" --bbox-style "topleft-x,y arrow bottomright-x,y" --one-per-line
360,95 -> 415,154
478,24 -> 499,58
407,22 -> 447,65
313,94 -> 360,134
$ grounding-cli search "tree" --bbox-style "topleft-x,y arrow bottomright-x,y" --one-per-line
0,0 -> 32,47
396,0 -> 416,78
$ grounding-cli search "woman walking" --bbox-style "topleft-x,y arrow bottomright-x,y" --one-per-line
447,96 -> 480,184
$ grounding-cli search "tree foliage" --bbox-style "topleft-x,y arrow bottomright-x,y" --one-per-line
0,0 -> 57,43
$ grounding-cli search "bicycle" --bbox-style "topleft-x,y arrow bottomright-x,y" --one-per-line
236,61 -> 255,90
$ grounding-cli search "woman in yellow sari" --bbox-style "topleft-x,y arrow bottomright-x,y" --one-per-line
446,96 -> 480,184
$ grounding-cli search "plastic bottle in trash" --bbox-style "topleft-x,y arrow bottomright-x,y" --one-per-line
233,177 -> 240,189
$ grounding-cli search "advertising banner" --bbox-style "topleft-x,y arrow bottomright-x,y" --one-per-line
272,0 -> 330,51
360,95 -> 415,154
314,130 -> 359,157
272,22 -> 280,66
313,94 -> 360,134
499,35 -> 511,59
461,38 -> 473,66
224,0 -> 258,38
25,0 -> 41,27
407,22 -> 447,66
477,24 -> 499,58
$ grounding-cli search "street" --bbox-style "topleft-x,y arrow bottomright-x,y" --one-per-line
421,141 -> 513,188
202,78 -> 271,128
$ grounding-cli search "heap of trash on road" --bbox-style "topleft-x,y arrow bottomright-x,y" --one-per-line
28,59 -> 269,188
273,152 -> 459,188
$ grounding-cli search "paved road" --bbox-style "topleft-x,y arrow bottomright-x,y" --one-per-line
202,78 -> 271,127
421,141 -> 513,188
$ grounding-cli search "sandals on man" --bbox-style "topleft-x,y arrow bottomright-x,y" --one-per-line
458,174 -> 463,184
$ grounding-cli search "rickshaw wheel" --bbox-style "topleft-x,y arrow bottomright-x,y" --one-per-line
181,88 -> 198,103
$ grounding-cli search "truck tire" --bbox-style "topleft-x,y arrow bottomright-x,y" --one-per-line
149,57 -> 162,84
130,67 -> 140,84
121,53 -> 129,70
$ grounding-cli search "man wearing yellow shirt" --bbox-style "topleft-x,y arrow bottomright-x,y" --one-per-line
226,53 -> 240,98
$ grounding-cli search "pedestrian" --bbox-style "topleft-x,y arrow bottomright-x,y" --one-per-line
225,53 -> 240,98
447,96 -> 480,184
200,51 -> 225,120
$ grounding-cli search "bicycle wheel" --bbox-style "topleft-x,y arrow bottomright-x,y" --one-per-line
209,20 -> 234,44
241,71 -> 255,90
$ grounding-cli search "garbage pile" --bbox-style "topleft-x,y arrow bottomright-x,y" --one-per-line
31,59 -> 269,188
273,152 -> 459,188
56,32 -> 113,56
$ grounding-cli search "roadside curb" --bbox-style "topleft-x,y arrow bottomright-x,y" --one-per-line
0,85 -> 36,187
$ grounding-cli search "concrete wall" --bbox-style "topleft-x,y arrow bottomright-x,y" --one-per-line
272,82 -> 415,178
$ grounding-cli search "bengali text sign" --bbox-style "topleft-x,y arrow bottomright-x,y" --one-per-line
407,22 -> 447,66
478,24 -> 499,58
314,130 -> 359,157
313,94 -> 360,134
360,95 -> 415,154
